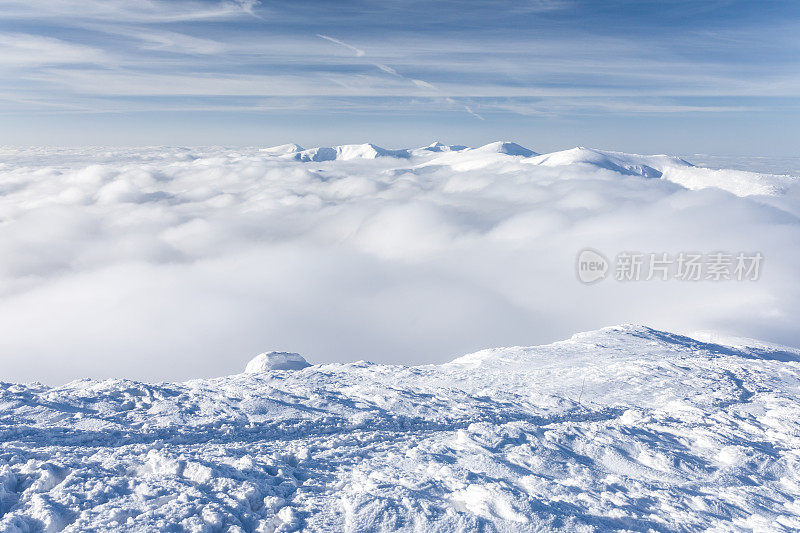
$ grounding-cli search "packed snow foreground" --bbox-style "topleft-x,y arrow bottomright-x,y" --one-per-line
2,325 -> 800,532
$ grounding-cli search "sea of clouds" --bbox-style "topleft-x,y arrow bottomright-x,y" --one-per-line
1,144 -> 798,383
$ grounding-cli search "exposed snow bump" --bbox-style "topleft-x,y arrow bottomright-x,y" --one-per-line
244,351 -> 310,372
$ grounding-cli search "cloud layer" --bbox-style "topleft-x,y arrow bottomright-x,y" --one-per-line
0,143 -> 798,383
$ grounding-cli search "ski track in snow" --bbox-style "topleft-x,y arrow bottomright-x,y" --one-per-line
2,325 -> 800,531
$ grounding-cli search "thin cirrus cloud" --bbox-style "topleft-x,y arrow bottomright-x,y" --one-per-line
0,32 -> 110,67
0,0 -> 798,148
104,27 -> 229,55
0,0 -> 260,23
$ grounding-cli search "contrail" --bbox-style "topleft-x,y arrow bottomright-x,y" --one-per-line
375,63 -> 399,76
463,105 -> 485,121
316,34 -> 365,57
315,34 -> 484,121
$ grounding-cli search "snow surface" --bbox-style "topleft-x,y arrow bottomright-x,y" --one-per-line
2,325 -> 800,531
0,142 -> 799,384
244,352 -> 310,373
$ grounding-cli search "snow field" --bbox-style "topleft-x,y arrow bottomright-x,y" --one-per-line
1,325 -> 800,531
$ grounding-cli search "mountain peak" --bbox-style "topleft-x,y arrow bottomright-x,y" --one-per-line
415,141 -> 469,153
474,141 -> 537,157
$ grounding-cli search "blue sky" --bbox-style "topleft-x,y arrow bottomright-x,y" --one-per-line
1,0 -> 798,154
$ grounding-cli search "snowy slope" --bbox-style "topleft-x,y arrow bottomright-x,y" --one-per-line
472,141 -> 537,157
258,144 -> 304,156
660,165 -> 796,196
410,141 -> 469,155
2,325 -> 800,531
520,145 -> 795,195
528,147 -> 691,178
286,143 -> 410,162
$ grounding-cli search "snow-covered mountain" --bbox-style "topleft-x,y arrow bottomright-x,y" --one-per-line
410,141 -> 469,155
2,325 -> 799,531
257,143 -> 304,156
256,141 -> 796,195
260,140 -> 539,163
471,140 -> 537,157
284,143 -> 411,162
528,146 -> 691,178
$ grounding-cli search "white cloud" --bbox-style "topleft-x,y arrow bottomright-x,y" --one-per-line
0,0 -> 259,23
29,69 -> 429,97
109,27 -> 229,55
0,33 -> 109,67
0,0 -> 797,121
0,145 -> 798,384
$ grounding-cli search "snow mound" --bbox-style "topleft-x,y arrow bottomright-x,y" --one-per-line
473,140 -> 537,157
244,351 -> 310,372
293,143 -> 410,162
531,146 -> 691,178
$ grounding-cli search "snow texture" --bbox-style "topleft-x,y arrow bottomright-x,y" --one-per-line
244,352 -> 310,373
1,325 -> 800,531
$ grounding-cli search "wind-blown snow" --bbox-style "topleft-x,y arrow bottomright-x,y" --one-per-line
1,325 -> 799,531
0,143 -> 799,383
